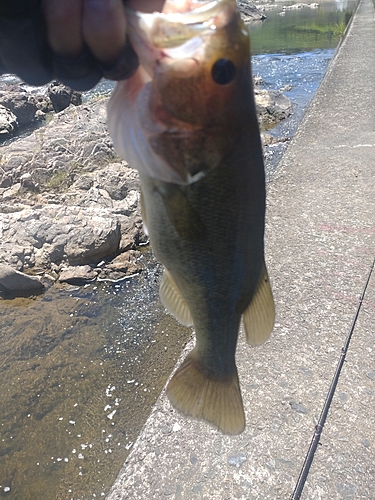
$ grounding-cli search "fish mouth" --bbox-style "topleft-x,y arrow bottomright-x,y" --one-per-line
126,1 -> 227,46
125,0 -> 237,74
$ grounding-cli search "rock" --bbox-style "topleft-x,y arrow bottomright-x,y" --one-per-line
73,176 -> 94,191
20,173 -> 39,192
0,93 -> 36,127
48,81 -> 82,113
0,80 -> 292,284
98,173 -> 129,200
0,242 -> 35,271
237,1 -> 266,22
0,86 -> 52,127
255,89 -> 293,129
65,217 -> 121,265
253,75 -> 264,86
59,265 -> 98,285
283,2 -> 316,9
0,105 -> 18,138
0,263 -> 44,298
107,250 -> 143,275
0,172 -> 12,188
2,183 -> 21,200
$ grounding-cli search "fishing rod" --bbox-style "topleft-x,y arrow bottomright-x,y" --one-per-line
290,257 -> 375,500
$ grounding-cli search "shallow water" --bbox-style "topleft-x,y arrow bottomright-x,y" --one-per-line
0,1 -> 358,498
254,48 -> 336,176
249,0 -> 356,55
0,257 -> 191,499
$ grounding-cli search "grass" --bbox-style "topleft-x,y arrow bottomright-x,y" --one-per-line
45,170 -> 69,191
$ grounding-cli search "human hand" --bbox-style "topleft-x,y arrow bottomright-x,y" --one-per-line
0,0 -> 165,90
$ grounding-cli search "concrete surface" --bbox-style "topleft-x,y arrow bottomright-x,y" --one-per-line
106,0 -> 375,498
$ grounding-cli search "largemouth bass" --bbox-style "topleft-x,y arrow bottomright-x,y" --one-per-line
107,0 -> 275,434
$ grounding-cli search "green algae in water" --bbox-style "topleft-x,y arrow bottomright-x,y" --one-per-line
0,261 -> 191,500
248,0 -> 357,55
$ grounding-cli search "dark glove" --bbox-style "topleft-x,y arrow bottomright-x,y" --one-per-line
0,0 -> 139,91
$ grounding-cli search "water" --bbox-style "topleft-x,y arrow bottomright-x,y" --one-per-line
253,48 -> 336,175
248,0 -> 356,55
0,256 -> 191,499
0,1 -> 358,498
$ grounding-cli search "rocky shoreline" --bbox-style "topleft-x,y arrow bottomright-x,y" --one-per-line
0,4 -> 293,298
0,86 -> 291,297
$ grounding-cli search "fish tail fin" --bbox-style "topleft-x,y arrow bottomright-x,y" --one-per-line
166,351 -> 245,435
243,263 -> 275,346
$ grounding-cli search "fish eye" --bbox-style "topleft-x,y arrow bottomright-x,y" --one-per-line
211,59 -> 236,85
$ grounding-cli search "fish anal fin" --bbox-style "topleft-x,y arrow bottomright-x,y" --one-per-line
160,269 -> 193,326
243,264 -> 275,346
166,351 -> 245,435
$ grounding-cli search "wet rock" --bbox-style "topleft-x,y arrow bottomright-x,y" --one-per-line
281,84 -> 293,92
283,2 -> 319,10
0,85 -> 52,128
253,75 -> 264,86
107,250 -> 143,275
59,265 -> 98,285
0,105 -> 18,138
255,89 -> 293,129
0,263 -> 44,298
261,133 -> 290,147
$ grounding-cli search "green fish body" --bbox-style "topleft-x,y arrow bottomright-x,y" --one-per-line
108,0 -> 275,434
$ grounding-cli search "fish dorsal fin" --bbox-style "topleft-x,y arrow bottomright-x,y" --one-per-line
242,263 -> 275,346
160,269 -> 193,326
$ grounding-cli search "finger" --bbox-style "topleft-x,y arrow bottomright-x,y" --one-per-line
82,0 -> 127,65
42,0 -> 83,57
125,0 -> 165,13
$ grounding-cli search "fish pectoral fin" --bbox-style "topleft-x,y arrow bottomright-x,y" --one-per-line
167,351 -> 245,435
158,184 -> 205,240
242,263 -> 275,346
160,269 -> 193,326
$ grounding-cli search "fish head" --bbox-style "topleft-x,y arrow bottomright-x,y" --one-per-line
108,0 -> 256,184
144,1 -> 252,128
